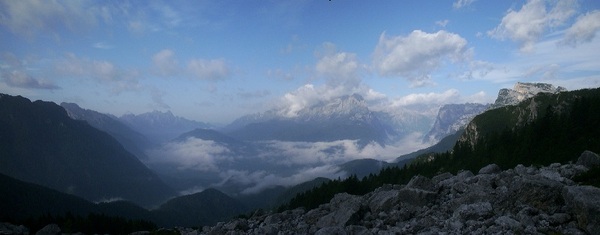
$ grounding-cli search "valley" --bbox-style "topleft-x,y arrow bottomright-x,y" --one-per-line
3,82 -> 599,234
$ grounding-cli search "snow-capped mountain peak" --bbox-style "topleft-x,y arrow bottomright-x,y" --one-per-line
297,94 -> 371,121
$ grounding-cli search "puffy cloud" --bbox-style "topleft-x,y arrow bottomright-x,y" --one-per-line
314,42 -> 364,92
0,52 -> 59,90
560,10 -> 600,46
152,49 -> 180,77
373,30 -> 470,87
488,0 -> 577,52
453,0 -> 477,9
187,58 -> 231,81
55,53 -> 141,93
391,89 -> 461,107
1,70 -> 59,90
278,84 -> 319,117
316,51 -> 359,80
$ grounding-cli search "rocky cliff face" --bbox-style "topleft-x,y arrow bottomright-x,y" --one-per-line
196,151 -> 600,235
491,82 -> 566,109
424,103 -> 489,143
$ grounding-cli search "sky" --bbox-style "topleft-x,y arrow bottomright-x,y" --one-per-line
2,0 -> 600,125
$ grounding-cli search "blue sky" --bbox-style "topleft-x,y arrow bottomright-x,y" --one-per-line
2,0 -> 600,124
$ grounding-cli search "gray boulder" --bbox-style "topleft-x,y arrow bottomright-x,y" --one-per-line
367,189 -> 399,213
35,224 -> 60,235
453,201 -> 493,221
315,226 -> 347,235
562,185 -> 600,234
576,150 -> 600,168
316,193 -> 363,228
478,163 -> 501,174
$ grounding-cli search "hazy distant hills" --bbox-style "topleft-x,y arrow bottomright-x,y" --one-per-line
154,188 -> 248,227
0,171 -> 250,228
120,110 -> 213,143
60,102 -> 154,160
0,93 -> 174,207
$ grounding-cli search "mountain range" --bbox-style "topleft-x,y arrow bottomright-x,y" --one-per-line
60,102 -> 154,160
119,110 -> 212,143
0,94 -> 174,207
224,94 -> 393,146
1,81 -> 589,229
423,103 -> 489,143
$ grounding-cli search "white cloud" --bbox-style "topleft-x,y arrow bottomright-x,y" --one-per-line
391,89 -> 461,107
55,53 -> 141,93
453,0 -> 477,9
92,42 -> 113,50
1,70 -> 59,90
316,51 -> 359,80
560,10 -> 600,46
373,30 -> 470,87
152,49 -> 180,77
187,58 -> 231,81
435,19 -> 449,27
488,0 -> 577,52
0,52 -> 59,90
146,137 -> 231,172
258,133 -> 430,166
214,165 -> 344,195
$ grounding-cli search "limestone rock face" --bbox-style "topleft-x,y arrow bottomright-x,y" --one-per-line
491,82 -> 567,109
194,152 -> 600,234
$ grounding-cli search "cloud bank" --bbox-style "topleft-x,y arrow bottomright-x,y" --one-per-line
373,30 -> 470,87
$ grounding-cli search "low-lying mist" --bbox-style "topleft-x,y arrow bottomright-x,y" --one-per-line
144,132 -> 430,196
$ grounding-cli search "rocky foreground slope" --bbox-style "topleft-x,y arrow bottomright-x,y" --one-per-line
198,151 -> 600,235
3,151 -> 599,235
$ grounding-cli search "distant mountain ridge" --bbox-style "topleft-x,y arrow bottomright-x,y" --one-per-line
0,93 -> 174,207
224,94 -> 432,146
120,110 -> 212,143
61,102 -> 154,160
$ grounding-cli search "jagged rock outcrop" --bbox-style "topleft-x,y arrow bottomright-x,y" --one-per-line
424,103 -> 489,143
491,82 -> 566,109
196,151 -> 599,234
